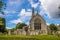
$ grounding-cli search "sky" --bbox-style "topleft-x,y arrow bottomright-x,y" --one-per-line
0,0 -> 60,29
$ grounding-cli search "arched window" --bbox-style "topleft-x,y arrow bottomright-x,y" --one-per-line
34,18 -> 41,30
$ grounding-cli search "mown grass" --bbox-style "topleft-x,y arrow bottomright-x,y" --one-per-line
0,35 -> 60,40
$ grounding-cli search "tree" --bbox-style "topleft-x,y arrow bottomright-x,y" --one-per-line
0,0 -> 6,33
16,22 -> 27,29
49,23 -> 58,34
0,18 -> 6,33
10,28 -> 16,32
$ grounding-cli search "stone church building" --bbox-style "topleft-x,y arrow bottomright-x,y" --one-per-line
10,8 -> 48,35
29,8 -> 47,35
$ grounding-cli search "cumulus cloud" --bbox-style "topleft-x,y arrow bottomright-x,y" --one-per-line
4,10 -> 17,14
6,27 -> 12,29
46,23 -> 50,25
0,13 -> 4,17
40,0 -> 60,18
10,19 -> 22,24
3,0 -> 24,18
4,0 -> 24,14
18,9 -> 32,23
28,0 -> 39,8
3,10 -> 18,18
8,0 -> 24,6
18,9 -> 32,17
10,9 -> 32,24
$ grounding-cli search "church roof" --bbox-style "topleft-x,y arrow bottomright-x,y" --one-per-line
30,12 -> 46,24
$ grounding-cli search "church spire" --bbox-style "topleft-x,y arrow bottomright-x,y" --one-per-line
32,8 -> 34,17
36,10 -> 39,15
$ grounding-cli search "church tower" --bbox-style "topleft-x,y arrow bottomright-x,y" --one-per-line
32,8 -> 34,17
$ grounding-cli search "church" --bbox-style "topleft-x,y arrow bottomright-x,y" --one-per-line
11,8 -> 48,35
29,8 -> 47,35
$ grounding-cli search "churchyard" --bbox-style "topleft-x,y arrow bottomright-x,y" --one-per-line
0,0 -> 60,40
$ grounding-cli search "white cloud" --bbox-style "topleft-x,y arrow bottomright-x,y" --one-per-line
28,0 -> 39,8
27,9 -> 32,12
46,23 -> 50,25
4,10 -> 17,14
10,9 -> 32,24
18,9 -> 32,21
55,24 -> 59,26
3,10 -> 18,18
17,9 -> 32,24
46,23 -> 59,25
8,0 -> 24,6
40,0 -> 60,18
26,22 -> 29,25
0,13 -> 4,17
10,9 -> 31,24
39,6 -> 46,15
10,19 -> 22,24
6,27 -> 12,29
18,9 -> 32,17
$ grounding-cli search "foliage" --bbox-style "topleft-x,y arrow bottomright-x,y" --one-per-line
0,17 -> 6,33
0,0 -> 6,33
49,23 -> 58,31
10,28 -> 16,32
16,22 -> 27,29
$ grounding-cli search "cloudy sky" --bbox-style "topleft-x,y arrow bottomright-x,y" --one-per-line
0,0 -> 60,29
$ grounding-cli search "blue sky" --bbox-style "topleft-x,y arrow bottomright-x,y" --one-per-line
0,0 -> 60,29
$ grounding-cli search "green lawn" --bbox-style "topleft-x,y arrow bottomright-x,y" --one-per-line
0,35 -> 60,40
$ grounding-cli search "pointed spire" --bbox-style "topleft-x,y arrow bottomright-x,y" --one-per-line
32,8 -> 34,17
36,10 -> 39,15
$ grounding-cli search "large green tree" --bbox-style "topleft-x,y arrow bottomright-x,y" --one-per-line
0,18 -> 6,33
49,23 -> 58,34
16,22 -> 27,29
0,0 -> 6,33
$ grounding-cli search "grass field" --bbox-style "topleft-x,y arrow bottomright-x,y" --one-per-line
0,35 -> 60,40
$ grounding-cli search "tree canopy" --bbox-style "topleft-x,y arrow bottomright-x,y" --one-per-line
0,17 -> 6,33
49,23 -> 58,31
16,22 -> 27,29
0,0 -> 6,33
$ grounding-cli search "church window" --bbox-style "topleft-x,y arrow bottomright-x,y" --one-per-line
34,18 -> 41,30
